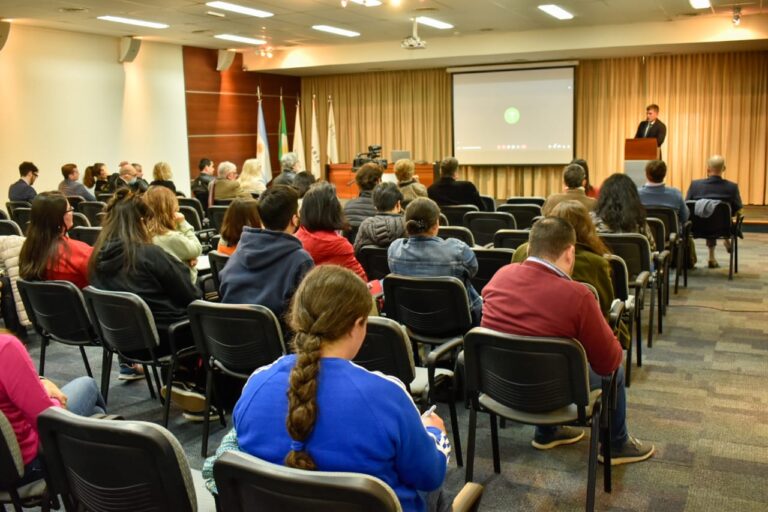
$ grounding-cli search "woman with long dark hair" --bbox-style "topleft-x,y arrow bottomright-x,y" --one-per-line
217,198 -> 261,256
83,163 -> 113,194
592,173 -> 656,250
19,191 -> 92,289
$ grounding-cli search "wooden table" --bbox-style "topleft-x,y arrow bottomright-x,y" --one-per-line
328,163 -> 436,199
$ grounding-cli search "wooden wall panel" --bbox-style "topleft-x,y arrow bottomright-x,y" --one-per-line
182,46 -> 300,180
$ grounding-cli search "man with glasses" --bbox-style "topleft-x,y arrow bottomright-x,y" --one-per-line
58,163 -> 96,201
9,161 -> 39,202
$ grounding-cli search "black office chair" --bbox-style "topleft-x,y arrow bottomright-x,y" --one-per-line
5,201 -> 31,226
0,410 -> 52,511
12,208 -> 31,235
357,246 -> 391,281
77,201 -> 107,226
96,193 -> 113,203
38,407 -> 201,512
0,210 -> 8,221
645,206 -> 688,293
686,200 -> 743,280
437,226 -> 475,246
463,327 -> 613,512
179,197 -> 207,224
440,205 -> 479,226
438,212 -> 449,226
188,300 -> 286,456
463,212 -> 516,246
83,287 -> 196,426
604,255 -> 640,386
71,212 -> 91,228
0,220 -> 23,236
214,198 -> 235,207
646,217 -> 671,315
493,229 -> 530,250
208,205 -> 229,232
207,250 -> 230,294
497,204 -> 541,229
506,196 -> 545,207
479,194 -> 496,212
471,248 -> 514,293
68,227 -> 101,247
180,205 -> 217,250
65,195 -> 86,211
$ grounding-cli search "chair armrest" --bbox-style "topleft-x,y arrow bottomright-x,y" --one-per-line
167,319 -> 196,357
425,338 -> 464,403
452,482 -> 484,512
669,232 -> 678,246
608,299 -> 624,331
653,249 -> 671,269
599,370 -> 619,427
632,270 -> 650,290
682,220 -> 692,238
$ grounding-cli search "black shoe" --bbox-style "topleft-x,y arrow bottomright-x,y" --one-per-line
531,426 -> 584,450
182,406 -> 221,423
599,436 -> 655,466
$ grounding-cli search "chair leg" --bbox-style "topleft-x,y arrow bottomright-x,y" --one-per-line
734,235 -> 739,274
624,319 -> 633,388
100,350 -> 113,405
152,366 -> 164,402
448,399 -> 463,467
729,236 -> 735,280
647,284 -> 655,348
201,367 -> 214,457
683,239 -> 689,287
586,414 -> 600,512
601,424 -> 612,493
635,308 -> 643,368
39,337 -> 48,376
489,413 -> 500,474
465,407 -> 477,483
163,358 -> 177,428
79,346 -> 93,378
657,277 -> 663,334
143,364 -> 156,399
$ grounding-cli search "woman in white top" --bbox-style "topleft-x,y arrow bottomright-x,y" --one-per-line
238,158 -> 266,195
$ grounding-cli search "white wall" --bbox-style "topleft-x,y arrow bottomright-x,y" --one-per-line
0,24 -> 190,205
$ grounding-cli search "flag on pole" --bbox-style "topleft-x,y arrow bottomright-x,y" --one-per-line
256,89 -> 271,185
292,99 -> 306,171
310,94 -> 321,179
326,96 -> 339,165
278,94 -> 289,160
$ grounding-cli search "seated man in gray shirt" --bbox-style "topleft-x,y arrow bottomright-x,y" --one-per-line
58,163 -> 95,201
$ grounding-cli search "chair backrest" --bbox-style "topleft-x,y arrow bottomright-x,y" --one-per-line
646,217 -> 666,253
77,201 -> 107,226
383,275 -> 473,339
438,212 -> 449,226
179,197 -> 206,222
497,204 -> 541,229
0,409 -> 24,492
471,248 -> 514,293
13,208 -> 31,235
604,254 -> 630,302
357,246 -> 391,281
0,219 -> 22,236
463,212 -> 516,246
37,407 -> 197,512
209,205 -> 229,232
214,198 -> 234,207
0,209 -> 8,221
83,286 -> 161,359
440,204 -> 479,226
464,327 -> 591,417
71,211 -> 91,228
644,206 -> 679,238
207,250 -> 230,292
68,226 -> 102,247
685,200 -> 733,239
188,301 -> 285,377
353,317 -> 416,387
17,279 -> 95,345
479,194 -> 496,212
96,193 -> 113,203
437,226 -> 475,246
506,196 -> 545,207
5,201 -> 31,224
66,196 -> 86,211
493,229 -> 530,249
179,205 -> 203,231
599,233 -> 652,280
214,451 -> 401,512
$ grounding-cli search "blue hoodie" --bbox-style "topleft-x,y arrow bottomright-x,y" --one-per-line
219,227 -> 314,322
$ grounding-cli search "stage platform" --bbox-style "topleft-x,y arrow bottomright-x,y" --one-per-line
743,205 -> 768,233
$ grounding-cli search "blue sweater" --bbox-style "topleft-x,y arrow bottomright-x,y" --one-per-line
638,183 -> 689,226
234,355 -> 448,512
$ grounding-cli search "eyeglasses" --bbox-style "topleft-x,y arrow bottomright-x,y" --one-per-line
66,207 -> 75,213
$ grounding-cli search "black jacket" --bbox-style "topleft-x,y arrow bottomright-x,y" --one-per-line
343,191 -> 377,227
427,177 -> 484,210
149,180 -> 176,192
271,170 -> 297,187
634,120 -> 667,147
353,213 -> 405,253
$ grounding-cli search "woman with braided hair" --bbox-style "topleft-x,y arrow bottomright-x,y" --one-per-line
230,265 -> 451,511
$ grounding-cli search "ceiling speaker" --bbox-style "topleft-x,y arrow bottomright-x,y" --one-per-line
217,49 -> 236,71
118,36 -> 141,63
0,21 -> 10,53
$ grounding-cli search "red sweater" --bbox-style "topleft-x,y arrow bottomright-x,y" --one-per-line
295,227 -> 368,281
46,237 -> 93,289
481,260 -> 622,376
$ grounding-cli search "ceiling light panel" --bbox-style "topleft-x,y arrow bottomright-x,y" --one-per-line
537,4 -> 574,20
97,15 -> 169,29
415,16 -> 453,30
214,34 -> 267,45
688,0 -> 711,8
205,2 -> 273,18
312,25 -> 360,37
350,0 -> 383,6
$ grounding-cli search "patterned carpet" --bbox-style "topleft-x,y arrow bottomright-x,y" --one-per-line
18,235 -> 768,511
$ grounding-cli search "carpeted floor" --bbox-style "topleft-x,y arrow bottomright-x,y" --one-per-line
18,235 -> 768,511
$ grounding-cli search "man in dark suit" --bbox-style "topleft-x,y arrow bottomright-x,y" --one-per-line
427,156 -> 484,210
635,104 -> 667,155
686,154 -> 743,268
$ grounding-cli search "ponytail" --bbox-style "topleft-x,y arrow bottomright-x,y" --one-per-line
404,197 -> 440,236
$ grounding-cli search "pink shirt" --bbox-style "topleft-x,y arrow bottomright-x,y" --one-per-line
0,334 -> 58,465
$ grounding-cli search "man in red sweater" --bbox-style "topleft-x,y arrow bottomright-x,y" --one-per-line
481,217 -> 654,465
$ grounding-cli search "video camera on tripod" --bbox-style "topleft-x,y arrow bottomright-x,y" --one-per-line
352,145 -> 387,171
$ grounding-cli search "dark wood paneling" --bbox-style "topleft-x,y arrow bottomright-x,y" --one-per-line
186,93 -> 259,136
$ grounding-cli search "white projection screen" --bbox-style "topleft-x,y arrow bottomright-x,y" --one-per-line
452,67 -> 575,165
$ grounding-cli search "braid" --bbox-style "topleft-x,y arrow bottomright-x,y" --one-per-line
284,332 -> 323,470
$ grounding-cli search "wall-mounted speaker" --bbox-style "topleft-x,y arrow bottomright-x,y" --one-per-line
216,49 -> 236,71
0,21 -> 10,53
118,36 -> 141,63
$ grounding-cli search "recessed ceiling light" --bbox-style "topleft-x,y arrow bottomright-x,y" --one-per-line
205,1 -> 273,18
537,4 -> 574,20
415,16 -> 453,30
206,11 -> 226,18
97,16 -> 169,29
350,0 -> 383,6
312,25 -> 360,37
214,34 -> 267,45
688,0 -> 711,8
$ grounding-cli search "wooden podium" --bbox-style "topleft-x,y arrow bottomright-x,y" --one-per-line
624,138 -> 659,186
327,163 -> 436,199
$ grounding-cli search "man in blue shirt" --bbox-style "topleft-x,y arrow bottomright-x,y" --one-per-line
8,161 -> 39,203
638,160 -> 688,228
58,163 -> 96,201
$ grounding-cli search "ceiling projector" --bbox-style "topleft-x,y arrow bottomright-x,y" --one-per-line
401,36 -> 427,50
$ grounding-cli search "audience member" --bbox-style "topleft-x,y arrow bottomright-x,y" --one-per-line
572,158 -> 599,199
542,163 -> 597,215
292,171 -> 315,208
219,186 -> 313,321
212,161 -> 251,203
9,161 -> 39,203
0,234 -> 31,338
58,163 -> 96,201
216,198 -> 261,256
482,217 -> 654,465
149,161 -> 177,192
83,163 -> 113,195
428,157 -> 484,210
206,266 -> 450,511
388,197 -> 481,323
343,162 -> 383,227
144,186 -> 202,283
109,163 -> 141,193
592,173 -> 656,250
686,155 -> 743,268
638,160 -> 688,228
395,158 -> 428,206
296,182 -> 367,281
191,158 -> 215,205
238,158 -> 267,195
0,332 -> 106,489
354,182 -> 405,253
272,152 -> 300,187
131,162 -> 150,193
19,191 -> 92,289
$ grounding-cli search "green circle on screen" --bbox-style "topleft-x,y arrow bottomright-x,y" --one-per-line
504,107 -> 520,125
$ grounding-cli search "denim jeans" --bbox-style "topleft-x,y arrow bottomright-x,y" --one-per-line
535,365 -> 629,450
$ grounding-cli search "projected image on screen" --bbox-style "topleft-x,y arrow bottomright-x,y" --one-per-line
453,67 -> 574,165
